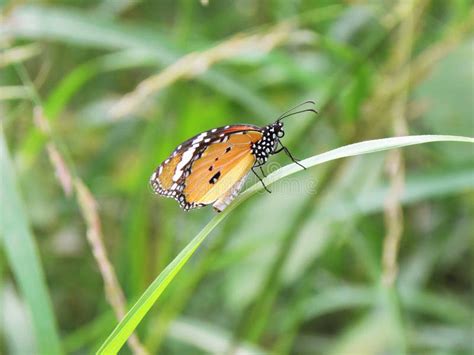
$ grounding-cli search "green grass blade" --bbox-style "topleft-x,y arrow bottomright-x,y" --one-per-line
97,134 -> 473,354
97,212 -> 229,354
0,128 -> 62,355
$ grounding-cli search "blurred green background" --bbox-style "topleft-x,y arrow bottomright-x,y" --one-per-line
1,0 -> 473,354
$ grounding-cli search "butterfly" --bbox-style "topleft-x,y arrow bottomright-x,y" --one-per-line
150,101 -> 317,212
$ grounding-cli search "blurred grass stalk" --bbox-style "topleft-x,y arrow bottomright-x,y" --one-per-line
381,0 -> 421,287
15,65 -> 148,354
0,43 -> 41,68
373,6 -> 474,108
381,1 -> 422,352
74,180 -> 148,354
109,21 -> 295,119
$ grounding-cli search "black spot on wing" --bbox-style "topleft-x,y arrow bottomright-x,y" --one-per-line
209,171 -> 221,184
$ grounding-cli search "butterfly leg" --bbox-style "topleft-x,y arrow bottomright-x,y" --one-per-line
252,167 -> 271,193
253,161 -> 268,178
274,143 -> 306,170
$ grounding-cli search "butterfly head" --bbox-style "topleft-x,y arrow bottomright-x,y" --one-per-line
252,101 -> 318,163
273,120 -> 285,138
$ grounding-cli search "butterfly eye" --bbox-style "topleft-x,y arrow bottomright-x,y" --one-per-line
277,130 -> 285,138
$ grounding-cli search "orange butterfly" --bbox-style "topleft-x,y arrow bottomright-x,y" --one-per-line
150,101 -> 317,212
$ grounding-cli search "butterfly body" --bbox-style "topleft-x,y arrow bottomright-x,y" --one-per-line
251,121 -> 284,165
150,101 -> 316,212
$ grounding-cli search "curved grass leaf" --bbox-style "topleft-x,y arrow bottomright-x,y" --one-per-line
97,134 -> 473,354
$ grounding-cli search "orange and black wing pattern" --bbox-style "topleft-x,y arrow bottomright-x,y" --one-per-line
150,125 -> 263,211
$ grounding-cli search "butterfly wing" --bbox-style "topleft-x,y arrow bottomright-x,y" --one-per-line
183,132 -> 262,206
150,125 -> 263,210
212,173 -> 249,213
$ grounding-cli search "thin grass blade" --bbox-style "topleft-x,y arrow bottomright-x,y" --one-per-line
97,134 -> 473,354
0,128 -> 62,355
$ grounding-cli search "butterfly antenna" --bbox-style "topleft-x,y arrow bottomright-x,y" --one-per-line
276,100 -> 316,121
277,108 -> 318,122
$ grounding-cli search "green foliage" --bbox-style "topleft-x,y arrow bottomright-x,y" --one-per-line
1,1 -> 473,354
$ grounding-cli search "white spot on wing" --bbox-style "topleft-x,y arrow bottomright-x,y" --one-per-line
173,148 -> 195,181
192,132 -> 208,144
